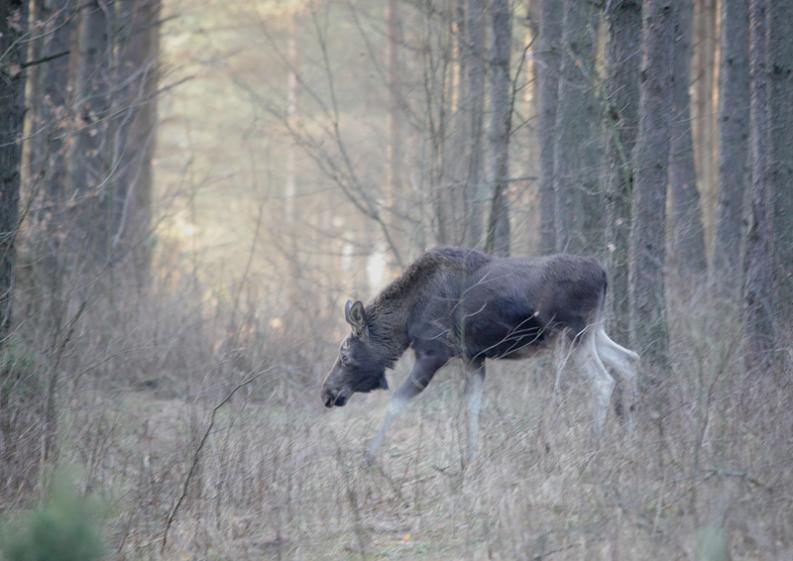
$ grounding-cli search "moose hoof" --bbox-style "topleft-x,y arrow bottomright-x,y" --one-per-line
363,449 -> 378,468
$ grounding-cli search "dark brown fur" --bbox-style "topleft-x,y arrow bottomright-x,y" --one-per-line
322,247 -> 607,407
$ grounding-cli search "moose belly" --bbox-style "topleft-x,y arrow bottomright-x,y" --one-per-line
498,340 -> 551,360
461,309 -> 551,361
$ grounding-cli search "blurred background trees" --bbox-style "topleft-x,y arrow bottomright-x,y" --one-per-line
0,0 -> 792,557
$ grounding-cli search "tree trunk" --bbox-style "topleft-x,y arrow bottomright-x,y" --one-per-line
463,0 -> 485,247
0,0 -> 27,343
535,0 -> 562,255
28,0 -> 73,222
743,0 -> 776,371
629,0 -> 674,375
285,11 -> 301,302
113,0 -> 161,281
454,0 -> 467,117
385,0 -> 403,266
693,0 -> 717,237
285,12 -> 299,226
668,0 -> 707,293
553,0 -> 601,255
712,0 -> 750,300
436,0 -> 464,246
68,0 -> 112,265
485,0 -> 512,256
768,1 -> 793,322
604,0 -> 642,344
25,0 -> 73,302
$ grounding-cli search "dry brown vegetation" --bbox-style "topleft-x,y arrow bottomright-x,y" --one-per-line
4,270 -> 790,561
2,2 -> 792,561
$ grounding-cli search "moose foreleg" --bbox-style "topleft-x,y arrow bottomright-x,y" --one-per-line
463,359 -> 486,463
366,354 -> 442,463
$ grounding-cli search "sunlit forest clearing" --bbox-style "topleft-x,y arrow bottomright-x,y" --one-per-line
0,1 -> 792,561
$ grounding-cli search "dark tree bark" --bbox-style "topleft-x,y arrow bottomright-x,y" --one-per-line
768,1 -> 793,321
112,0 -> 161,279
28,0 -> 74,226
385,0 -> 403,264
712,0 -> 750,299
463,0 -> 485,247
629,0 -> 674,373
743,0 -> 776,371
693,0 -> 717,232
535,0 -> 562,255
440,0 -> 466,246
20,0 -> 73,331
553,0 -> 601,255
285,12 -> 299,227
455,0 -> 467,117
604,0 -> 641,344
485,0 -> 512,256
68,0 -> 112,264
668,0 -> 706,292
421,4 -> 451,247
0,0 -> 27,342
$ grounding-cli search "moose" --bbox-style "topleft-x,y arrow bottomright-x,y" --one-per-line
321,247 -> 639,462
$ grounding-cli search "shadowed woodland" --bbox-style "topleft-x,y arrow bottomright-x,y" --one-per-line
0,0 -> 792,560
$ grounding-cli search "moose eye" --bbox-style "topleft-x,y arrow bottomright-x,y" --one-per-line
340,354 -> 350,367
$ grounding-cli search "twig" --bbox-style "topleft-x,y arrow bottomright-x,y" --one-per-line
160,370 -> 268,553
21,49 -> 69,69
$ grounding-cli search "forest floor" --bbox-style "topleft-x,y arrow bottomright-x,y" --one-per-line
56,349 -> 793,561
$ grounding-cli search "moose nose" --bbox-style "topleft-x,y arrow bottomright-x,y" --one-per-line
322,388 -> 348,408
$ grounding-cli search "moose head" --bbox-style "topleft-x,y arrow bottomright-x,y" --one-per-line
321,300 -> 389,408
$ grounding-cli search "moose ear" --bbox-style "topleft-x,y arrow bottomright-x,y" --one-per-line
344,299 -> 367,335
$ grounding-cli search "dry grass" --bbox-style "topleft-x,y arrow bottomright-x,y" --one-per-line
2,277 -> 792,561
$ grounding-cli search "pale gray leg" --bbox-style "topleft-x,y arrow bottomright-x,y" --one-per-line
575,334 -> 616,434
366,355 -> 442,462
596,328 -> 640,431
463,359 -> 486,462
552,335 -> 575,395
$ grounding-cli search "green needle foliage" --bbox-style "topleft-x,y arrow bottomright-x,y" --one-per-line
0,476 -> 105,561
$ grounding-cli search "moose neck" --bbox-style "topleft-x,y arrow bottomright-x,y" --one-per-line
364,274 -> 429,366
364,297 -> 412,367
364,250 -> 457,366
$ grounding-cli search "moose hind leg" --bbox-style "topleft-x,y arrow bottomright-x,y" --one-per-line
596,328 -> 639,431
575,334 -> 616,435
463,359 -> 486,463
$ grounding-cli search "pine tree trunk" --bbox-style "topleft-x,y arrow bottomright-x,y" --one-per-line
712,0 -> 750,300
553,0 -> 600,255
629,0 -> 674,375
768,1 -> 793,322
535,0 -> 561,255
68,0 -> 112,265
385,0 -> 403,265
446,0 -> 466,244
28,0 -> 73,221
0,0 -> 27,343
285,11 -> 301,301
25,0 -> 73,295
113,0 -> 161,282
285,12 -> 299,226
693,0 -> 717,236
743,0 -> 776,372
668,0 -> 706,293
604,0 -> 642,344
463,0 -> 485,247
485,0 -> 512,256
